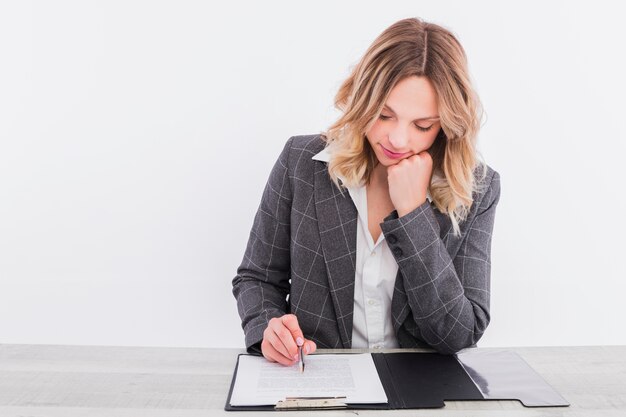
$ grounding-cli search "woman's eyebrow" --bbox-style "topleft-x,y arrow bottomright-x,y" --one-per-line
383,104 -> 440,121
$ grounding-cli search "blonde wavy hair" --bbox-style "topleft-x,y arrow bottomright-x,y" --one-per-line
322,17 -> 487,236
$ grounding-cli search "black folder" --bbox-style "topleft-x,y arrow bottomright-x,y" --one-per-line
224,350 -> 569,411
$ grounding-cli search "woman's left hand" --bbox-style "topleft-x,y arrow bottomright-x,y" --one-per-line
387,150 -> 433,217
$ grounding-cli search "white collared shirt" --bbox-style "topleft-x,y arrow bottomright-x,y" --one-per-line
312,147 -> 432,349
347,182 -> 400,349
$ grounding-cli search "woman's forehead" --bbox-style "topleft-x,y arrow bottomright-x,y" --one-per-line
384,76 -> 439,119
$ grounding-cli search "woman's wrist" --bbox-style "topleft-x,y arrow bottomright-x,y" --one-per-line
396,198 -> 427,217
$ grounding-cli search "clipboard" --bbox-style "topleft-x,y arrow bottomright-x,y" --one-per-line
224,350 -> 570,411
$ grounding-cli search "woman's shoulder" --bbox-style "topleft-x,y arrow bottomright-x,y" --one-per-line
471,162 -> 501,213
279,134 -> 329,175
284,133 -> 327,158
270,134 -> 329,187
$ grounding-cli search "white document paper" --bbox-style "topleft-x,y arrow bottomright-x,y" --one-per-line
229,353 -> 388,406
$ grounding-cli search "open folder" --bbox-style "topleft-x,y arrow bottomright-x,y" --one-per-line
224,350 -> 569,411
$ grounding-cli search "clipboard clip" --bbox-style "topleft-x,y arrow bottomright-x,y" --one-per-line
275,396 -> 348,410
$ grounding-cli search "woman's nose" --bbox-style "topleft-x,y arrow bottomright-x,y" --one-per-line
388,125 -> 410,149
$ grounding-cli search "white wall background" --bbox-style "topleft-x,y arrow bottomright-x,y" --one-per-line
1,0 -> 625,349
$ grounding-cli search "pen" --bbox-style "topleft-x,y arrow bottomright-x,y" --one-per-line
298,344 -> 305,373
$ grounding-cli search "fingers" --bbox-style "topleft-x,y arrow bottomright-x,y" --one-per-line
406,150 -> 432,164
262,338 -> 296,366
261,314 -> 319,366
261,314 -> 304,366
267,317 -> 297,361
279,315 -> 301,360
389,151 -> 432,175
419,149 -> 433,165
303,339 -> 317,355
263,337 -> 317,365
281,314 -> 304,348
264,324 -> 294,361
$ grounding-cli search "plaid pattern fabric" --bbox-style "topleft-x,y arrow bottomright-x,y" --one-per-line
232,134 -> 501,354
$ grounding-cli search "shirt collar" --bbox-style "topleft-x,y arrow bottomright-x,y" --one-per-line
312,148 -> 432,203
312,148 -> 331,163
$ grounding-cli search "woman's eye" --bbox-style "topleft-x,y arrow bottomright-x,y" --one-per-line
379,115 -> 433,132
415,124 -> 433,132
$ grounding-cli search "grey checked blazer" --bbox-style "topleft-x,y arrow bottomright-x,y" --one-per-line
232,134 -> 501,354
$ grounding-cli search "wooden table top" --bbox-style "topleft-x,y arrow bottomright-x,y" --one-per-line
1,344 -> 625,416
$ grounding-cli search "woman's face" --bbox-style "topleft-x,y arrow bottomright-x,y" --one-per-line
365,75 -> 441,167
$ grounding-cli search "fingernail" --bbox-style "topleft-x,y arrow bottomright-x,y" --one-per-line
296,337 -> 304,346
305,345 -> 310,354
294,353 -> 299,361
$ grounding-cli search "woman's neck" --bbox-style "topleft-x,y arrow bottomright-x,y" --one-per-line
369,162 -> 388,189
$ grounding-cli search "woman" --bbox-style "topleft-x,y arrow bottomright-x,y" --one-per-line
232,17 -> 501,365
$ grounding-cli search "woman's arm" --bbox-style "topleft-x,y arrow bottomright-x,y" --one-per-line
380,169 -> 501,354
232,137 -> 294,353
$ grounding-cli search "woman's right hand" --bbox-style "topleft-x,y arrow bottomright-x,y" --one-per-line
261,314 -> 317,365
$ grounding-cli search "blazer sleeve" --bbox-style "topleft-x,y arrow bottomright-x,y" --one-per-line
232,137 -> 294,353
380,169 -> 501,354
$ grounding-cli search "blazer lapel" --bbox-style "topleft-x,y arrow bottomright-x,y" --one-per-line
313,165 -> 357,348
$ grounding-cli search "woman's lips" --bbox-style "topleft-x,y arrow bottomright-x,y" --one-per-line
380,144 -> 410,159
